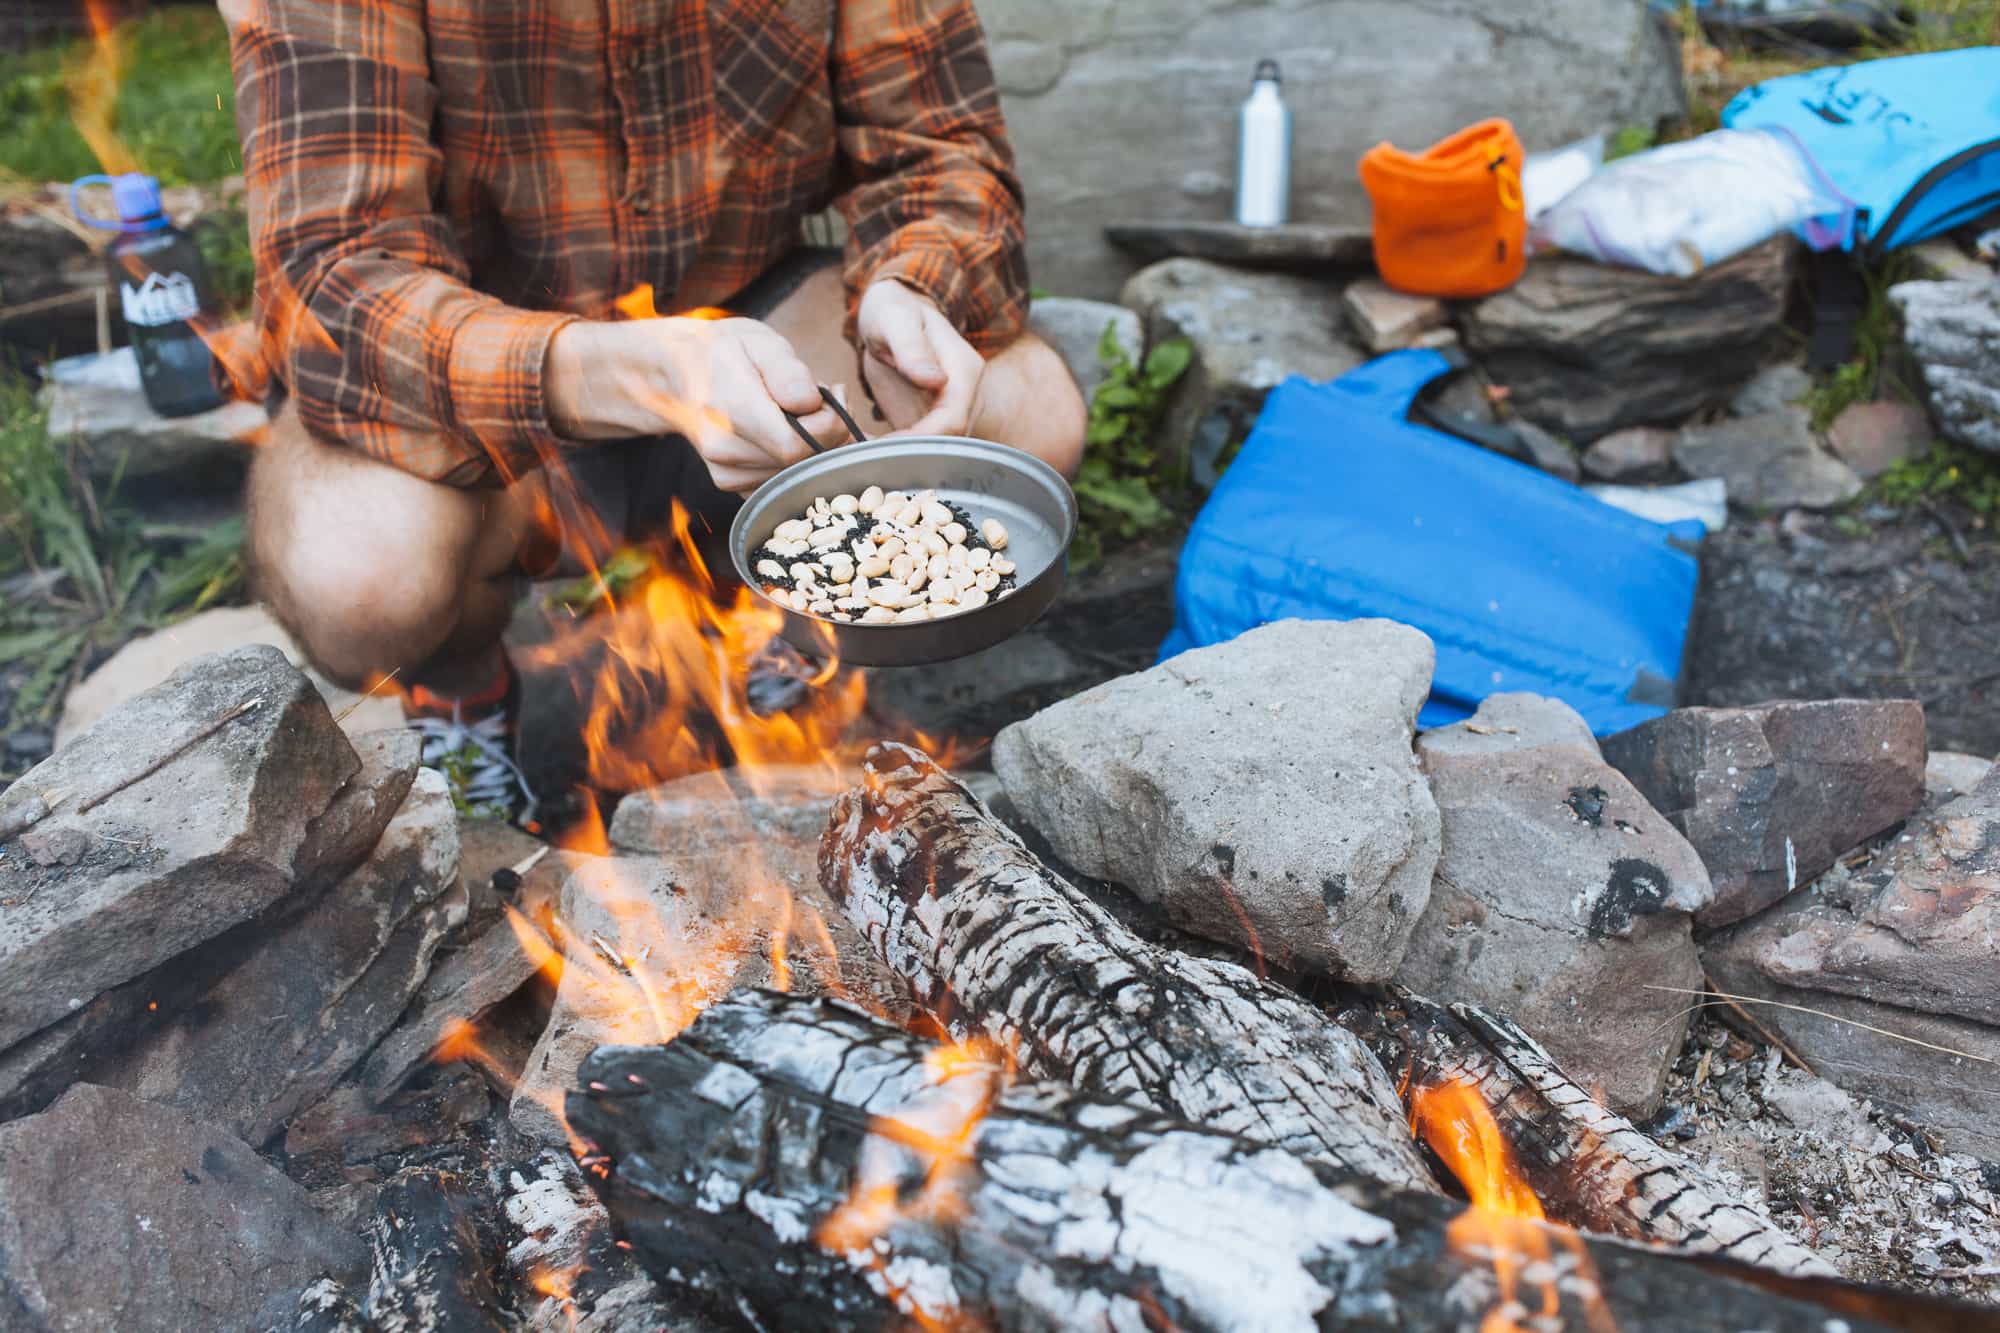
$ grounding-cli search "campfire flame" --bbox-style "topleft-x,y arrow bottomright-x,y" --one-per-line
815,1036 -> 1014,1330
1411,1079 -> 1616,1333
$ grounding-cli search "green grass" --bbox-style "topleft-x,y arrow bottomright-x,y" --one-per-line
0,370 -> 248,728
1799,253 -> 1923,432
0,7 -> 238,186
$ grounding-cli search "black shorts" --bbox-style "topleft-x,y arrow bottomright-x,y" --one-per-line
541,245 -> 841,579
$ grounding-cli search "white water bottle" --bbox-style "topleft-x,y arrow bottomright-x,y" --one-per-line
1235,59 -> 1291,227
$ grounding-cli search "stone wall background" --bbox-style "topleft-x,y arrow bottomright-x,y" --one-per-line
976,0 -> 1686,298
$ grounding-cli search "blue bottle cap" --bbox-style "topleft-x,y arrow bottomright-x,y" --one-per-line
111,173 -> 166,229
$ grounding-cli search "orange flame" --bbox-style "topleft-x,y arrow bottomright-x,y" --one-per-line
71,1 -> 138,176
1411,1080 -> 1615,1333
814,1036 -> 1013,1330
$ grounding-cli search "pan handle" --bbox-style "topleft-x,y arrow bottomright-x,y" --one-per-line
782,385 -> 869,454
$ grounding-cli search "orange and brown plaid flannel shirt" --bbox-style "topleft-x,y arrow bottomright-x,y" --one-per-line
228,0 -> 1028,487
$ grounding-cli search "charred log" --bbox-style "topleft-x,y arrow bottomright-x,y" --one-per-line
818,742 -> 1435,1192
1342,987 -> 1835,1277
566,990 -> 1980,1333
824,744 -> 1824,1275
362,1169 -> 508,1333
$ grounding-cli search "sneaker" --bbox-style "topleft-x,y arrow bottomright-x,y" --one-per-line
404,659 -> 537,825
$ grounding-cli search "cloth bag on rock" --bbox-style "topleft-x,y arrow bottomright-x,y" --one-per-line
1358,119 -> 1527,299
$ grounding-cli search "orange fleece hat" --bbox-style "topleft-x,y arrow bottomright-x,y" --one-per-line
1358,118 -> 1527,299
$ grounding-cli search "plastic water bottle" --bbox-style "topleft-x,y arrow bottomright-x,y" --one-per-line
71,172 -> 224,418
1235,59 -> 1291,227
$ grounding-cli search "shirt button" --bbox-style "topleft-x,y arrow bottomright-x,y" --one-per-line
631,191 -> 652,213
625,47 -> 643,71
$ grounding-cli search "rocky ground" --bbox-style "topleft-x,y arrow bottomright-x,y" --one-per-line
1663,1010 -> 2000,1303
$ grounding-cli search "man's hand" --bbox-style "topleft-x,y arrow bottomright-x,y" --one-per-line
545,316 -> 851,493
856,279 -> 985,437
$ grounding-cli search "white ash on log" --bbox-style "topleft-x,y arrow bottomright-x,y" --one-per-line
819,741 -> 1435,1192
297,1168 -> 509,1333
823,744 -> 1825,1272
1338,987 -> 1834,1277
565,991 -> 1969,1333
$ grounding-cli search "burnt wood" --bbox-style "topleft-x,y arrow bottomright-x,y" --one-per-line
567,991 -> 1984,1333
1343,987 -> 1835,1276
817,741 -> 1436,1192
819,743 -> 1824,1273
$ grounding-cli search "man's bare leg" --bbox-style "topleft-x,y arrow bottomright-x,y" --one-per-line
247,401 -> 534,695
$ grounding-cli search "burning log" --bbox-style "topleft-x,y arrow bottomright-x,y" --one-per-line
567,991 -> 1973,1333
818,741 -> 1436,1192
1341,988 -> 1837,1277
822,744 -> 1827,1273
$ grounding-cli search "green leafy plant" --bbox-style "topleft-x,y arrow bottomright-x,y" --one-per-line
1071,323 -> 1192,569
1872,438 -> 2000,515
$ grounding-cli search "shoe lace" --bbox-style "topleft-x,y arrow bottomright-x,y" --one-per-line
409,703 -> 537,824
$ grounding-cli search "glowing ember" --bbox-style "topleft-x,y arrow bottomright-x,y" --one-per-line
1411,1079 -> 1616,1333
815,1036 -> 1013,1330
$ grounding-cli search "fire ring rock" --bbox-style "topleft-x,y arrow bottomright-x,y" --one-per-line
0,644 -> 357,1053
993,618 -> 1441,981
1601,699 -> 1926,928
1394,694 -> 1713,1115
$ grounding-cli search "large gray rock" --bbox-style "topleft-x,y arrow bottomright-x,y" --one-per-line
1602,699 -> 1927,928
1752,764 -> 2000,1027
1027,296 -> 1142,404
1703,894 -> 2000,1158
1888,277 -> 2000,454
1460,237 -> 1795,443
1728,362 -> 1812,419
0,645 -> 357,1052
40,346 -> 267,492
981,0 -> 1684,298
1121,258 -> 1363,474
0,732 -> 417,1125
0,1083 -> 365,1331
1396,694 -> 1711,1114
104,768 -> 465,1142
1926,750 -> 1993,805
1671,407 -> 1863,512
994,618 -> 1441,979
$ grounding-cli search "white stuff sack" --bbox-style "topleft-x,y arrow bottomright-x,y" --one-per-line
1530,128 -> 1850,277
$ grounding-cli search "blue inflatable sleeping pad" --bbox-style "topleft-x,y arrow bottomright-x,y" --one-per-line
1159,350 -> 1703,735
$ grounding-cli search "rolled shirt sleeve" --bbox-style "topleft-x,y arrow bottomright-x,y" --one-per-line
829,0 -> 1030,354
229,0 -> 575,486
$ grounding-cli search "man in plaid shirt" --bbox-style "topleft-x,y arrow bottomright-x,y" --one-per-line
225,0 -> 1084,819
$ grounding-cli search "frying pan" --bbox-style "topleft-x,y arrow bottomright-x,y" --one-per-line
727,388 -> 1078,667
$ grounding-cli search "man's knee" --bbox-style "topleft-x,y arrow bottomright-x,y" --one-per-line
248,416 -> 487,687
985,333 -> 1086,479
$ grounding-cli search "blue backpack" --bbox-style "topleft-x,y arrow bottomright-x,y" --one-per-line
1723,47 -> 2000,256
1159,351 -> 1702,736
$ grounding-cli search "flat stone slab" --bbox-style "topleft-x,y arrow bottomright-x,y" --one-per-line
1703,893 -> 2000,1158
56,604 -> 404,748
1105,220 -> 1375,270
0,1082 -> 365,1331
0,645 -> 356,1051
